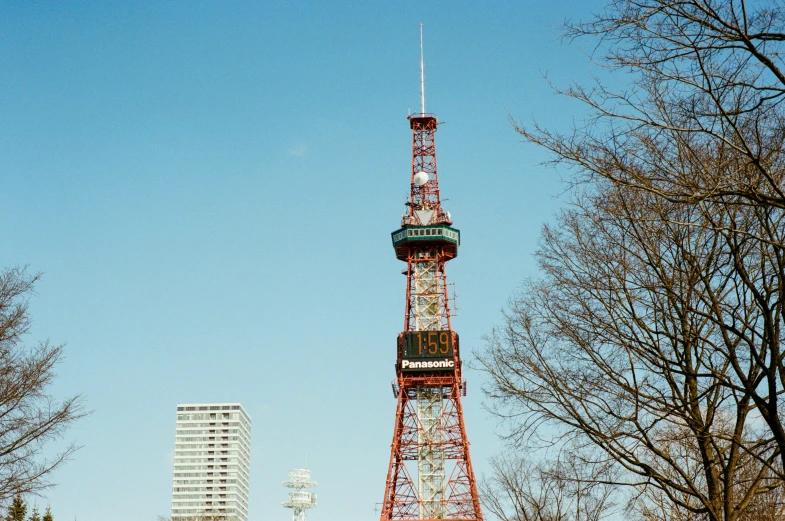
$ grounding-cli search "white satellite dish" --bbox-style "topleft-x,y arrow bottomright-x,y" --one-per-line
413,171 -> 429,186
446,211 -> 452,221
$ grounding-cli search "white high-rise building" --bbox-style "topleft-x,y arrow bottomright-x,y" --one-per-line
171,403 -> 251,521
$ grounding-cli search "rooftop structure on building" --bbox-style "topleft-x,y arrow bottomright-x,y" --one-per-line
171,402 -> 251,521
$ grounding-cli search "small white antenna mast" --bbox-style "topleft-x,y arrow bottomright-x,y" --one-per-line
283,468 -> 317,521
419,23 -> 426,114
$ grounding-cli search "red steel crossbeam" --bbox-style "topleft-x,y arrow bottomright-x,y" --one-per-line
381,375 -> 482,521
408,115 -> 441,215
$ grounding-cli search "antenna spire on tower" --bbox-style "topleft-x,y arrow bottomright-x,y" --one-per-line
419,23 -> 425,114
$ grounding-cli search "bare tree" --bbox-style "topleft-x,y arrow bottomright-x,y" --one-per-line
511,0 -> 785,492
531,0 -> 785,209
739,477 -> 785,521
478,175 -> 785,521
480,454 -> 618,521
628,424 -> 785,521
0,267 -> 84,501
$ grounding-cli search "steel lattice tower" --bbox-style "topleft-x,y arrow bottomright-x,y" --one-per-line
380,26 -> 483,521
283,468 -> 317,521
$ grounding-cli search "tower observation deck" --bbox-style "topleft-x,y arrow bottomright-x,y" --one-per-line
379,28 -> 483,521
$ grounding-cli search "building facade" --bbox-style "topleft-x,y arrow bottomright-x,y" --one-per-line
171,403 -> 252,521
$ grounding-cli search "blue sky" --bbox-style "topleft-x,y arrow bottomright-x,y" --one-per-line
0,2 -> 604,520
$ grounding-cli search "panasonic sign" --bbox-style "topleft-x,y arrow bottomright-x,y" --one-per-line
401,358 -> 455,372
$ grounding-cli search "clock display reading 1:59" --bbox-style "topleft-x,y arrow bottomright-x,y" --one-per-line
403,331 -> 454,358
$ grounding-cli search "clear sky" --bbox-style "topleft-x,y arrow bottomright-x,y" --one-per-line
0,2 -> 604,520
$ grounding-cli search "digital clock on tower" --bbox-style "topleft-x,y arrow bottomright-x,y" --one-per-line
402,330 -> 454,359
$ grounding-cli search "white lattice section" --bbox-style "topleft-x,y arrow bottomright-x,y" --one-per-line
410,249 -> 449,332
417,387 -> 446,519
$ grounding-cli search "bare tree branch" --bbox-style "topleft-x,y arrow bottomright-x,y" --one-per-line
0,267 -> 86,502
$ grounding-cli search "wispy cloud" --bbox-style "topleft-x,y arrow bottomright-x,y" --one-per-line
286,143 -> 307,157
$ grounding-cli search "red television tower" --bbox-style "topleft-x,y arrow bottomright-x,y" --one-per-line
380,26 -> 483,521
